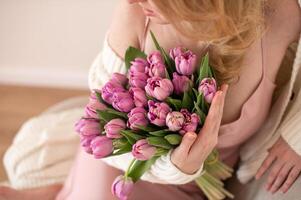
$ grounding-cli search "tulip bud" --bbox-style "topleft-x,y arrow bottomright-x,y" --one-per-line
79,134 -> 96,154
179,109 -> 200,135
90,136 -> 113,159
75,118 -> 101,137
166,112 -> 185,132
147,50 -> 164,64
101,81 -> 125,104
171,47 -> 197,76
129,87 -> 148,108
104,119 -> 126,139
169,47 -> 185,60
172,72 -> 191,95
198,78 -> 217,104
111,73 -> 128,86
147,100 -> 171,126
132,139 -> 156,160
127,107 -> 149,130
145,77 -> 173,101
85,91 -> 107,119
111,175 -> 134,200
112,91 -> 135,113
129,58 -> 149,89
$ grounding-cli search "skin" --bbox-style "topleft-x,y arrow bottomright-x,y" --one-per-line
0,0 -> 300,199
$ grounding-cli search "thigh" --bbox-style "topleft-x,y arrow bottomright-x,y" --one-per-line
56,147 -> 122,200
226,167 -> 301,200
130,181 -> 205,200
56,147 -> 205,200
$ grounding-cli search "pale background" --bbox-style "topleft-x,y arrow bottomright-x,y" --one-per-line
0,0 -> 118,182
0,0 -> 118,89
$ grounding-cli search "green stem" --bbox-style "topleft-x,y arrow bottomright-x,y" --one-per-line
125,159 -> 136,177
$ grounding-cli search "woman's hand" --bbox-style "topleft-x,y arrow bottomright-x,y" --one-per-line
255,136 -> 301,194
171,84 -> 228,174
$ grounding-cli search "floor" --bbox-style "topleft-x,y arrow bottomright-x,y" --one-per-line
0,84 -> 89,182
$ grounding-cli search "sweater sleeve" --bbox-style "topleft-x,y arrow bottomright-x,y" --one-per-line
281,107 -> 301,155
88,38 -> 205,184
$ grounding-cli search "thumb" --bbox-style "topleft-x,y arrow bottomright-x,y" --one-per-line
176,132 -> 197,156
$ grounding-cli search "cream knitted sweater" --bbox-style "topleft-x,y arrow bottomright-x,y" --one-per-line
3,1 -> 301,188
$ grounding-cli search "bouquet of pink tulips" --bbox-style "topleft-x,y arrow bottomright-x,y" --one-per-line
75,31 -> 234,200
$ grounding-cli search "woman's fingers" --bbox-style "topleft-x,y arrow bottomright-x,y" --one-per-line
280,167 -> 301,193
270,163 -> 294,193
265,160 -> 285,191
255,154 -> 276,180
190,84 -> 228,156
175,132 -> 197,156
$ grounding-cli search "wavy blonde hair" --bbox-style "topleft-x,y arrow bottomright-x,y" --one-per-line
152,0 -> 265,84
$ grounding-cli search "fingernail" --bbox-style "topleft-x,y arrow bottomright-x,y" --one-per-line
187,132 -> 196,139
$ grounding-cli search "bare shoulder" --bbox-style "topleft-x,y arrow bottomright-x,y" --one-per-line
107,0 -> 146,59
265,0 -> 301,44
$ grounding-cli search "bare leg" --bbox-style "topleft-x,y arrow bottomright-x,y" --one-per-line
55,147 -> 122,200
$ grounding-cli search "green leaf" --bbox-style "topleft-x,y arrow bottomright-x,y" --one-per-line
121,130 -> 144,141
149,129 -> 170,137
104,107 -> 128,119
166,97 -> 182,111
97,110 -> 120,123
164,134 -> 182,145
154,148 -> 169,156
147,137 -> 173,149
192,88 -> 199,99
182,88 -> 193,110
136,125 -> 159,133
150,30 -> 175,76
119,131 -> 136,145
198,53 -> 214,83
111,144 -> 132,156
127,157 -> 158,182
119,130 -> 144,145
125,46 -> 147,70
194,102 -> 206,125
112,137 -> 129,149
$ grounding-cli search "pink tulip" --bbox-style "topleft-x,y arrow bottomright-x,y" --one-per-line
75,118 -> 101,137
101,81 -> 125,104
147,51 -> 164,64
132,139 -> 156,160
145,77 -> 173,101
111,175 -> 134,200
129,58 -> 149,89
146,51 -> 166,78
172,72 -> 191,95
198,78 -> 217,104
171,48 -> 197,75
111,73 -> 128,86
130,58 -> 149,73
104,119 -> 126,139
90,136 -> 113,159
179,109 -> 200,135
79,134 -> 96,154
127,107 -> 149,130
166,111 -> 185,132
85,91 -> 107,119
169,47 -> 186,60
129,87 -> 148,108
147,100 -> 171,126
112,91 -> 135,113
146,63 -> 166,78
129,73 -> 149,89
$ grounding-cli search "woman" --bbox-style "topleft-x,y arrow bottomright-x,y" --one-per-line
1,0 -> 301,199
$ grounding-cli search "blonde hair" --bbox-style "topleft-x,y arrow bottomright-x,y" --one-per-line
152,0 -> 265,84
